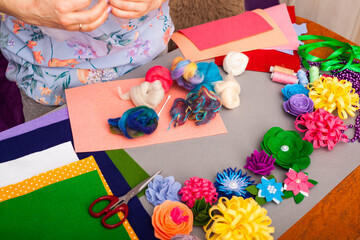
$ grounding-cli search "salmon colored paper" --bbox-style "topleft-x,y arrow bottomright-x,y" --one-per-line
178,11 -> 273,50
171,9 -> 289,62
65,78 -> 227,152
263,4 -> 299,50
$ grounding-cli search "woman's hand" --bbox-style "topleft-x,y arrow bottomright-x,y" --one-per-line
109,0 -> 166,19
0,0 -> 111,32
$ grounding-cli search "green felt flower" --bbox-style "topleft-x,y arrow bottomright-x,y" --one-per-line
261,127 -> 313,170
191,198 -> 211,226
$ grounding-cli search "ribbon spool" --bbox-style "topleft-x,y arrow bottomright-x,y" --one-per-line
297,70 -> 309,86
309,66 -> 320,83
271,71 -> 298,84
270,66 -> 296,76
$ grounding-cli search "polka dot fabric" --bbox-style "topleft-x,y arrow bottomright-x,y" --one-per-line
0,156 -> 138,240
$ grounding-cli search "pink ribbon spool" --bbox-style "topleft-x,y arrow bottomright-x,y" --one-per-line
271,71 -> 298,84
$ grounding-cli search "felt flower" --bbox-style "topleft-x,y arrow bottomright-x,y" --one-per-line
152,200 -> 193,240
108,106 -> 159,139
308,76 -> 359,119
282,84 -> 309,101
191,197 -> 211,226
214,167 -> 254,199
145,175 -> 181,206
283,168 -> 317,204
244,149 -> 275,176
256,177 -> 284,204
283,94 -> 314,117
295,108 -> 348,150
178,177 -> 218,208
261,127 -> 313,170
204,197 -> 274,240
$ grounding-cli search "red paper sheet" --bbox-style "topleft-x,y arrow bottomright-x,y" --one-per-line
214,50 -> 301,72
287,6 -> 296,24
65,78 -> 227,152
178,11 -> 273,50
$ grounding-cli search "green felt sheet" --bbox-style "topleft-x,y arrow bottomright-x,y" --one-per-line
106,149 -> 149,197
0,171 -> 131,240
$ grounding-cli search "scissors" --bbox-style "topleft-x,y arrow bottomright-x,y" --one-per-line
89,169 -> 162,229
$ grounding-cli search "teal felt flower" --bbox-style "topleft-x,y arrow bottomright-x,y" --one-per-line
246,175 -> 283,205
282,84 -> 309,101
256,177 -> 283,204
261,127 -> 313,170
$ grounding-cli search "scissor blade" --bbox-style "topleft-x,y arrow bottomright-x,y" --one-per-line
125,170 -> 162,201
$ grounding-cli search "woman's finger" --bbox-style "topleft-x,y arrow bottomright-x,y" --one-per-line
60,0 -> 109,27
54,0 -> 92,13
108,0 -> 145,12
110,7 -> 143,19
64,5 -> 111,32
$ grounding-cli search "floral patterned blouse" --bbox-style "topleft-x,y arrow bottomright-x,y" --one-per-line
0,1 -> 173,105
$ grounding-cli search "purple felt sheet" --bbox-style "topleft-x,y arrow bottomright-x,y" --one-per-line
0,51 -> 24,132
0,107 -> 68,141
244,0 -> 280,11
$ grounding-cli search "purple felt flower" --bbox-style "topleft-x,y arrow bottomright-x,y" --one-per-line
244,150 -> 276,176
145,175 -> 181,206
283,94 -> 314,117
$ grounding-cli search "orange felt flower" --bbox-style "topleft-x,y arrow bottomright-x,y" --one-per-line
152,200 -> 193,240
27,41 -> 37,49
33,51 -> 44,64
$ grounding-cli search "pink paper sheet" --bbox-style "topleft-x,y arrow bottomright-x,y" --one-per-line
171,9 -> 289,62
178,11 -> 273,50
65,78 -> 227,152
263,4 -> 299,50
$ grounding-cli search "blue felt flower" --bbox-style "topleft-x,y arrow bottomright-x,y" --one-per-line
214,168 -> 254,199
256,177 -> 284,204
282,84 -> 309,101
145,175 -> 182,206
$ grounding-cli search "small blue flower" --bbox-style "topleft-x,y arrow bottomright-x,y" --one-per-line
145,175 -> 181,206
214,168 -> 254,199
256,177 -> 284,204
282,84 -> 309,101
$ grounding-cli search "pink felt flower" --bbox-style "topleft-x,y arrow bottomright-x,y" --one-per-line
294,108 -> 348,150
284,168 -> 314,197
178,177 -> 218,208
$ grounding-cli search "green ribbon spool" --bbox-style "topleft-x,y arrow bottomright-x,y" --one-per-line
298,35 -> 360,72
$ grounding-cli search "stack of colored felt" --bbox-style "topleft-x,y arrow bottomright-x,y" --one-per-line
0,108 -> 157,239
172,4 -> 302,72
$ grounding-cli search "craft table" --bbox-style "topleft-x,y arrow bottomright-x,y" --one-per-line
112,48 -> 360,239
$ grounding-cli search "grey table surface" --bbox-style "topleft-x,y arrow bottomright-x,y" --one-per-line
112,49 -> 358,239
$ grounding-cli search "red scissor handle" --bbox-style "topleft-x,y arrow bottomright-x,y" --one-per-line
102,203 -> 129,229
89,195 -> 120,218
89,195 -> 129,229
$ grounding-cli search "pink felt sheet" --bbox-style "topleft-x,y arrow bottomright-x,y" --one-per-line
178,11 -> 273,50
65,78 -> 227,152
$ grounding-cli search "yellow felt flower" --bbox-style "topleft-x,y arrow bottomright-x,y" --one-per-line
308,76 -> 359,119
204,197 -> 274,240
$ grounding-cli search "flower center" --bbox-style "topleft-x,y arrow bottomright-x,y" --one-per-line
281,145 -> 289,152
267,185 -> 277,194
295,178 -> 301,184
229,181 -> 238,189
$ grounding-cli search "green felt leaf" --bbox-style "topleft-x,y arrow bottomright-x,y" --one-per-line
267,174 -> 276,181
192,197 -> 211,226
255,196 -> 267,206
294,193 -> 305,204
246,185 -> 259,195
283,190 -> 294,199
308,179 -> 318,185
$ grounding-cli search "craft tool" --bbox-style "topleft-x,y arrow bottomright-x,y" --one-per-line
89,170 -> 162,229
